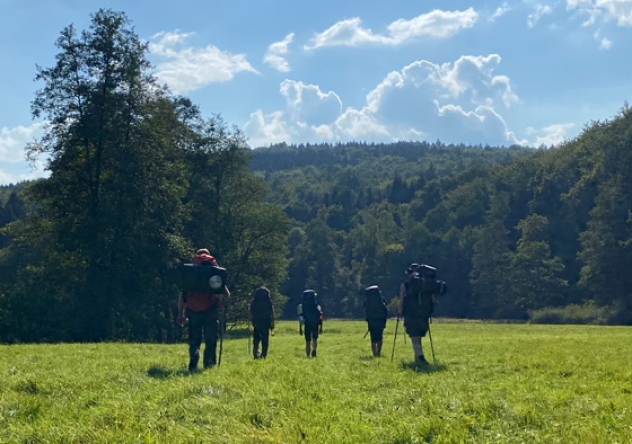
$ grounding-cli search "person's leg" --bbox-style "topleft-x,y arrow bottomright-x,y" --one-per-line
410,336 -> 424,360
311,325 -> 319,357
368,320 -> 381,356
404,317 -> 426,362
253,324 -> 262,358
187,311 -> 203,371
304,324 -> 312,357
261,323 -> 270,358
202,311 -> 219,368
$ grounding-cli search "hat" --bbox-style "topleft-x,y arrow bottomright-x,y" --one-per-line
193,249 -> 217,265
406,263 -> 419,274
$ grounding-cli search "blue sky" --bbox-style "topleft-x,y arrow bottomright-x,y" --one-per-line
1,0 -> 632,184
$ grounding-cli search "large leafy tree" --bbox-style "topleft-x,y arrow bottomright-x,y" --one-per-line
3,9 -> 190,341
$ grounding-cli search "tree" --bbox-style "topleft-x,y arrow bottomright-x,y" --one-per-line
182,117 -> 290,323
469,191 -> 513,318
509,214 -> 568,317
6,9 -> 190,341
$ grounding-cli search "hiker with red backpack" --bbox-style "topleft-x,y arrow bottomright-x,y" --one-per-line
298,289 -> 323,357
363,285 -> 388,357
178,249 -> 230,371
249,286 -> 275,359
397,263 -> 446,364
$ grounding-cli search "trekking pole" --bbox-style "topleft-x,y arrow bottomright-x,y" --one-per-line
390,316 -> 400,362
427,318 -> 436,365
363,329 -> 369,339
248,325 -> 251,355
218,310 -> 225,367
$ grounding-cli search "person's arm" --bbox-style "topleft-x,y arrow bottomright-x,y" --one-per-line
318,305 -> 324,334
270,302 -> 275,331
177,292 -> 187,326
297,304 -> 303,335
397,284 -> 406,317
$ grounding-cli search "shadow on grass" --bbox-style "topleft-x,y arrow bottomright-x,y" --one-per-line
146,365 -> 198,379
398,360 -> 447,374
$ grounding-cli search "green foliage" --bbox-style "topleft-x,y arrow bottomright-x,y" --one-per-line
1,320 -> 631,443
0,9 -> 288,342
529,300 -> 627,325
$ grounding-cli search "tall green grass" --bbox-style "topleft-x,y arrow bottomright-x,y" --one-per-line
1,320 -> 631,443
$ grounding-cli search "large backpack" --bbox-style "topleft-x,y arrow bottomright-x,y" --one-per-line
402,264 -> 445,318
181,254 -> 227,294
364,285 -> 387,320
301,290 -> 323,325
250,287 -> 273,323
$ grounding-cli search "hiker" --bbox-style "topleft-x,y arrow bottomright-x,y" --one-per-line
397,263 -> 435,364
178,249 -> 230,371
299,289 -> 323,357
249,286 -> 275,359
363,285 -> 388,357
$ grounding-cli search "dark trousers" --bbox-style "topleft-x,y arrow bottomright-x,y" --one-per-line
403,316 -> 430,338
367,318 -> 386,342
253,321 -> 271,357
303,322 -> 319,342
187,309 -> 219,369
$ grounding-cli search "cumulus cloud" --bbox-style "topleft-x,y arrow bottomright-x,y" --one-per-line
490,2 -> 511,21
148,31 -> 258,94
280,80 -> 343,126
244,54 -> 527,148
0,122 -> 50,185
527,4 -> 553,28
263,33 -> 294,72
534,123 -> 575,147
593,28 -> 613,48
599,36 -> 612,48
0,123 -> 45,163
567,0 -> 632,27
304,8 -> 478,49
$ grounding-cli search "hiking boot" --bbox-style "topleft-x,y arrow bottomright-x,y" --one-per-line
311,350 -> 317,357
416,355 -> 429,364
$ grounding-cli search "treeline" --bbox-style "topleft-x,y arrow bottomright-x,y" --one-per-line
2,10 -> 632,344
0,10 -> 289,343
251,108 -> 632,325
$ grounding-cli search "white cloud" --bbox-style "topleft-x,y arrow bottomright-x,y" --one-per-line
243,110 -> 292,148
534,123 -> 575,147
593,28 -> 613,48
149,31 -> 258,94
490,2 -> 511,21
304,8 -> 478,49
527,4 -> 553,28
280,79 -> 343,125
244,54 -> 526,148
263,33 -> 294,72
599,36 -> 612,48
0,160 -> 49,185
567,0 -> 632,27
0,122 -> 50,185
0,123 -> 45,163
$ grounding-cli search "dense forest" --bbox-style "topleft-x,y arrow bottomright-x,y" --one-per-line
248,111 -> 632,325
2,9 -> 632,343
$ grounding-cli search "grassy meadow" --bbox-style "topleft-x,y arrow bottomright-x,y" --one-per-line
1,320 -> 631,443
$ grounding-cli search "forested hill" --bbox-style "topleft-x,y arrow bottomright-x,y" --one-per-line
249,141 -> 530,173
250,107 -> 632,325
